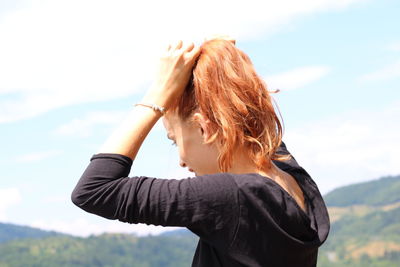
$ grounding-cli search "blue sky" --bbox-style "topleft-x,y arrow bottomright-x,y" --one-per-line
1,0 -> 399,236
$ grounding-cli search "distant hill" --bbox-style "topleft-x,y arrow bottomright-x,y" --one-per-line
0,222 -> 65,243
160,228 -> 193,237
318,205 -> 400,267
318,175 -> 400,267
322,206 -> 400,247
324,175 -> 400,207
0,232 -> 197,267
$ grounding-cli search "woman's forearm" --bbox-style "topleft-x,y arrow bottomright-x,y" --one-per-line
98,105 -> 162,160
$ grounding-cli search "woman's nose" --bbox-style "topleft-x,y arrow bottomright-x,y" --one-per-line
179,160 -> 187,168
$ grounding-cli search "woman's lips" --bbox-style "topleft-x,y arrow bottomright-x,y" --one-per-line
189,168 -> 194,173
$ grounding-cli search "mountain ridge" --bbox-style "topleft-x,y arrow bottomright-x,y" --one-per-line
0,222 -> 66,244
323,175 -> 400,207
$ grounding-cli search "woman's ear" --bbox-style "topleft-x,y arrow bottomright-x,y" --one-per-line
192,113 -> 212,141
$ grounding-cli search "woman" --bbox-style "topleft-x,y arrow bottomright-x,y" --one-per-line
71,38 -> 330,267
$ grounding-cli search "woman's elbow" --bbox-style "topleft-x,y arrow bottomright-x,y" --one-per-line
70,188 -> 120,221
70,187 -> 87,208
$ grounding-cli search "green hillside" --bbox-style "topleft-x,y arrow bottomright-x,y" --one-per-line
324,175 -> 400,207
318,207 -> 400,265
0,233 -> 197,267
0,222 -> 64,243
318,176 -> 400,267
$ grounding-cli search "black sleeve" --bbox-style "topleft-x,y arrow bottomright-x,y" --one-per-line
71,153 -> 239,241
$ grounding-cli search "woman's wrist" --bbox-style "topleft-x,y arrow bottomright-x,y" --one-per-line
98,105 -> 162,159
134,103 -> 166,116
142,87 -> 167,108
141,87 -> 177,113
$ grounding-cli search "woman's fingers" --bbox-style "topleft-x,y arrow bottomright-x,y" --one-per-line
163,40 -> 200,68
147,39 -> 201,109
180,42 -> 200,63
168,41 -> 200,62
188,45 -> 201,61
184,42 -> 195,52
165,40 -> 183,52
175,40 -> 183,50
168,40 -> 197,52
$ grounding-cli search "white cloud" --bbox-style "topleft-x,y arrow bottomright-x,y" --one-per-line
0,0 -> 365,123
358,60 -> 400,82
265,65 -> 330,91
41,194 -> 70,204
30,217 -> 178,237
0,188 -> 22,221
54,110 -> 126,137
284,101 -> 400,194
53,109 -> 166,138
387,41 -> 400,51
14,150 -> 62,163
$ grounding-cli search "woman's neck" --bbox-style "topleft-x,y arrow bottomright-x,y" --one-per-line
227,148 -> 273,176
227,149 -> 307,212
227,150 -> 291,191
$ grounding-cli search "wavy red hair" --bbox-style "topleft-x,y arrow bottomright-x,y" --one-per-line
175,39 -> 286,172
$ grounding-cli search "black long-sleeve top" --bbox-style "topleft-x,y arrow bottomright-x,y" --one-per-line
71,143 -> 330,267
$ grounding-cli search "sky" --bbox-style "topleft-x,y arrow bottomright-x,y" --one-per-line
0,0 -> 399,237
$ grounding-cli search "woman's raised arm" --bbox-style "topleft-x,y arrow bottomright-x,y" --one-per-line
98,40 -> 200,160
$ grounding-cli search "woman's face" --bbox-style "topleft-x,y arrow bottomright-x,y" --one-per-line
162,112 -> 220,176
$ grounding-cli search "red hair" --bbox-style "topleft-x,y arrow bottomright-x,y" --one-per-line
176,39 -> 286,172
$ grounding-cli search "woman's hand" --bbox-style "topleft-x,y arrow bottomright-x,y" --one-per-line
98,40 -> 199,159
142,40 -> 201,111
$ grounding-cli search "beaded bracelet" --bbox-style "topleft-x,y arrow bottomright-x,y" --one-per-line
134,103 -> 166,115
